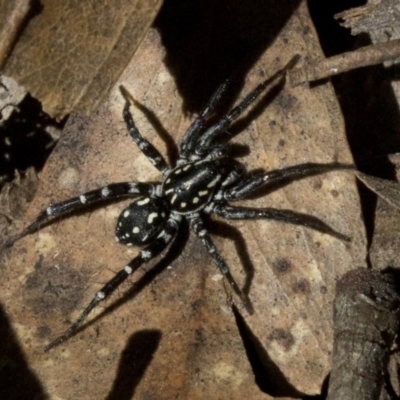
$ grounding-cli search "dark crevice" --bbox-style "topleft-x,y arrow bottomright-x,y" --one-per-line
0,93 -> 65,186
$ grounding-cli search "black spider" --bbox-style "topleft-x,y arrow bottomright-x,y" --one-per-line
8,60 -> 352,352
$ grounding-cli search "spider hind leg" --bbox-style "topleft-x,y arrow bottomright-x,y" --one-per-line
5,182 -> 156,248
44,217 -> 180,352
189,215 -> 253,314
214,205 -> 351,242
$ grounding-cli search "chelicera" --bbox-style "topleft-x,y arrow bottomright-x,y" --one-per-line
8,60 -> 352,351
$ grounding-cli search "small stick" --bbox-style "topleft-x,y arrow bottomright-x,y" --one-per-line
288,39 -> 400,87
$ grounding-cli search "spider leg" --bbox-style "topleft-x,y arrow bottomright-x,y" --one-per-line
195,75 -> 283,156
120,86 -> 170,175
214,205 -> 350,242
179,76 -> 233,161
224,162 -> 355,201
5,182 -> 157,247
44,218 -> 179,352
189,215 -> 254,314
195,56 -> 299,156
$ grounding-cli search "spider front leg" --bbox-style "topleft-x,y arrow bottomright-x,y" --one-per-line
214,205 -> 350,242
195,56 -> 299,156
5,182 -> 157,247
120,86 -> 170,176
179,76 -> 233,161
44,218 -> 179,352
189,215 -> 254,314
195,74 -> 284,156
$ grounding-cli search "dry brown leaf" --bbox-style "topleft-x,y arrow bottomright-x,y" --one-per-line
4,2 -> 366,399
220,3 -> 366,394
357,171 -> 400,210
4,29 -> 271,400
0,0 -> 30,69
361,159 -> 400,274
2,0 -> 162,119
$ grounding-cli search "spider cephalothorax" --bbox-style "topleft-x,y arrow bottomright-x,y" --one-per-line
163,160 -> 227,214
8,59 -> 352,351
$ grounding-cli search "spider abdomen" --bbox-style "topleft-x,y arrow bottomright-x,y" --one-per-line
115,197 -> 169,246
162,160 -> 224,214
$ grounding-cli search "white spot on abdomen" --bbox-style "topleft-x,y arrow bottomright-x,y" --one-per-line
147,212 -> 158,224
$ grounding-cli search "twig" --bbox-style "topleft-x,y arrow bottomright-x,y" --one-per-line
288,40 -> 400,87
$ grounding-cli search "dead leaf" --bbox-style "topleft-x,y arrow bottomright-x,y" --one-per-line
0,0 -> 30,69
356,171 -> 400,210
2,0 -> 162,119
361,161 -> 400,273
4,1 -> 366,398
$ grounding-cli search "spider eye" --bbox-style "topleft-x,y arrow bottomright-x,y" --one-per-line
115,197 -> 169,246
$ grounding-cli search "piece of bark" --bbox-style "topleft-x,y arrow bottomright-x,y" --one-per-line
335,0 -> 400,36
328,268 -> 400,400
